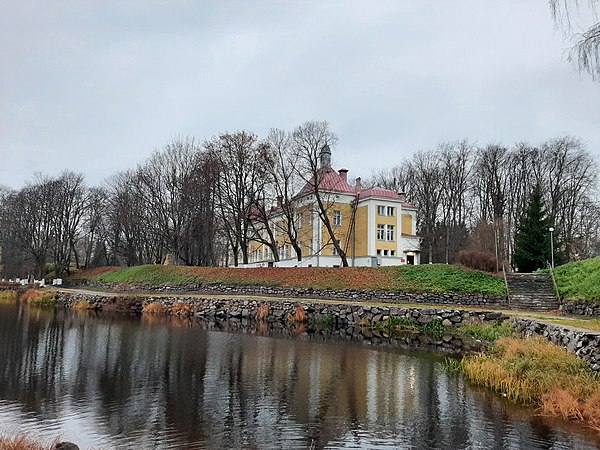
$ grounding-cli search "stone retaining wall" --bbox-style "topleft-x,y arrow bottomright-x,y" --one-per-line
66,280 -> 508,308
562,301 -> 600,317
511,317 -> 600,372
57,291 -> 508,328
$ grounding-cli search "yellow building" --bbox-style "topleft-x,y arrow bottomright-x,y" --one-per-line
247,150 -> 420,267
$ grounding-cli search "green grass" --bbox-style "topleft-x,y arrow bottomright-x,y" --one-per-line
552,256 -> 600,302
457,320 -> 516,341
394,264 -> 506,295
76,263 -> 507,296
94,265 -> 198,285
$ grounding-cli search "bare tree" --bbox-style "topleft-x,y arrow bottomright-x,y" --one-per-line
51,171 -> 87,276
206,131 -> 270,266
438,140 -> 473,264
473,144 -> 510,264
291,121 -> 350,266
550,0 -> 600,79
265,128 -> 304,262
406,151 -> 443,263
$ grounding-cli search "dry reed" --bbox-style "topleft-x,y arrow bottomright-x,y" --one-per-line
19,289 -> 56,306
0,290 -> 17,303
170,302 -> 192,316
287,305 -> 307,324
142,301 -> 167,315
102,296 -> 133,312
256,304 -> 270,321
461,336 -> 600,432
72,300 -> 94,310
0,435 -> 57,450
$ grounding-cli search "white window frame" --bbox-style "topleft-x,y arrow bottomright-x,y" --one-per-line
377,224 -> 385,240
387,225 -> 395,241
333,210 -> 342,227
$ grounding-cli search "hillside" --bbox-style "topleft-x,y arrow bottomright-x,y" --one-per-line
71,264 -> 506,296
552,256 -> 600,302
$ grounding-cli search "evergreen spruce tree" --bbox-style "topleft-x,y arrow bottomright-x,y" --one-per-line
513,185 -> 554,272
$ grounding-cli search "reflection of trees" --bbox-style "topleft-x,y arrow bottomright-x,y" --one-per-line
0,304 -> 597,449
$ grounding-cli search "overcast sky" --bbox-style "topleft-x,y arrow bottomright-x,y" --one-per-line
1,0 -> 599,189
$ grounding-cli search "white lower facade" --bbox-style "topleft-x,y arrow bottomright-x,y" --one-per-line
241,235 -> 421,269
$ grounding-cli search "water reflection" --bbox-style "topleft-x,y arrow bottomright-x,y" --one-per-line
0,304 -> 597,449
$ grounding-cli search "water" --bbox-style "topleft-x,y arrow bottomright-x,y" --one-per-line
0,303 -> 598,449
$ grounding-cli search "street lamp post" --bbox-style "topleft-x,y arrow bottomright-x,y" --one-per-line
549,227 -> 555,269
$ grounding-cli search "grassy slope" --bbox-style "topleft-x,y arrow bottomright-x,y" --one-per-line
552,256 -> 600,302
72,264 -> 506,295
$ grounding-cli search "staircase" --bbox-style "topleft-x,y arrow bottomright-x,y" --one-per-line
506,273 -> 559,312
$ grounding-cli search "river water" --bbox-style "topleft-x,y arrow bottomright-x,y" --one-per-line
0,303 -> 598,449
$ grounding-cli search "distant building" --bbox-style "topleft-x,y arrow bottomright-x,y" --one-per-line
246,149 -> 420,268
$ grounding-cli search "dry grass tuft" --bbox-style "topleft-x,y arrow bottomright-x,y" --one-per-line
170,301 -> 192,316
142,301 -> 167,315
72,300 -> 94,310
461,336 -> 600,432
0,435 -> 57,450
0,290 -> 18,303
288,305 -> 307,324
102,296 -> 133,312
294,305 -> 307,322
542,389 -> 585,421
256,303 -> 269,321
19,289 -> 56,306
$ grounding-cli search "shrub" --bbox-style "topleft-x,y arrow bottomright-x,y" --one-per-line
420,318 -> 445,336
142,301 -> 167,315
459,250 -> 498,273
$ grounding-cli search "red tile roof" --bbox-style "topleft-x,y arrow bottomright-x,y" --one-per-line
296,167 -> 418,209
297,167 -> 357,197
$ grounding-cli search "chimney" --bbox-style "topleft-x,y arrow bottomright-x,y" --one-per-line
338,168 -> 348,183
398,192 -> 407,201
319,144 -> 332,168
355,177 -> 362,191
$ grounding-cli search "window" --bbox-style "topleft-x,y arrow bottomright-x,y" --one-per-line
377,205 -> 395,216
377,249 -> 382,256
391,250 -> 395,256
377,224 -> 395,241
383,250 -> 389,256
296,212 -> 303,229
332,240 -> 341,255
377,224 -> 385,240
387,225 -> 395,241
333,210 -> 342,227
